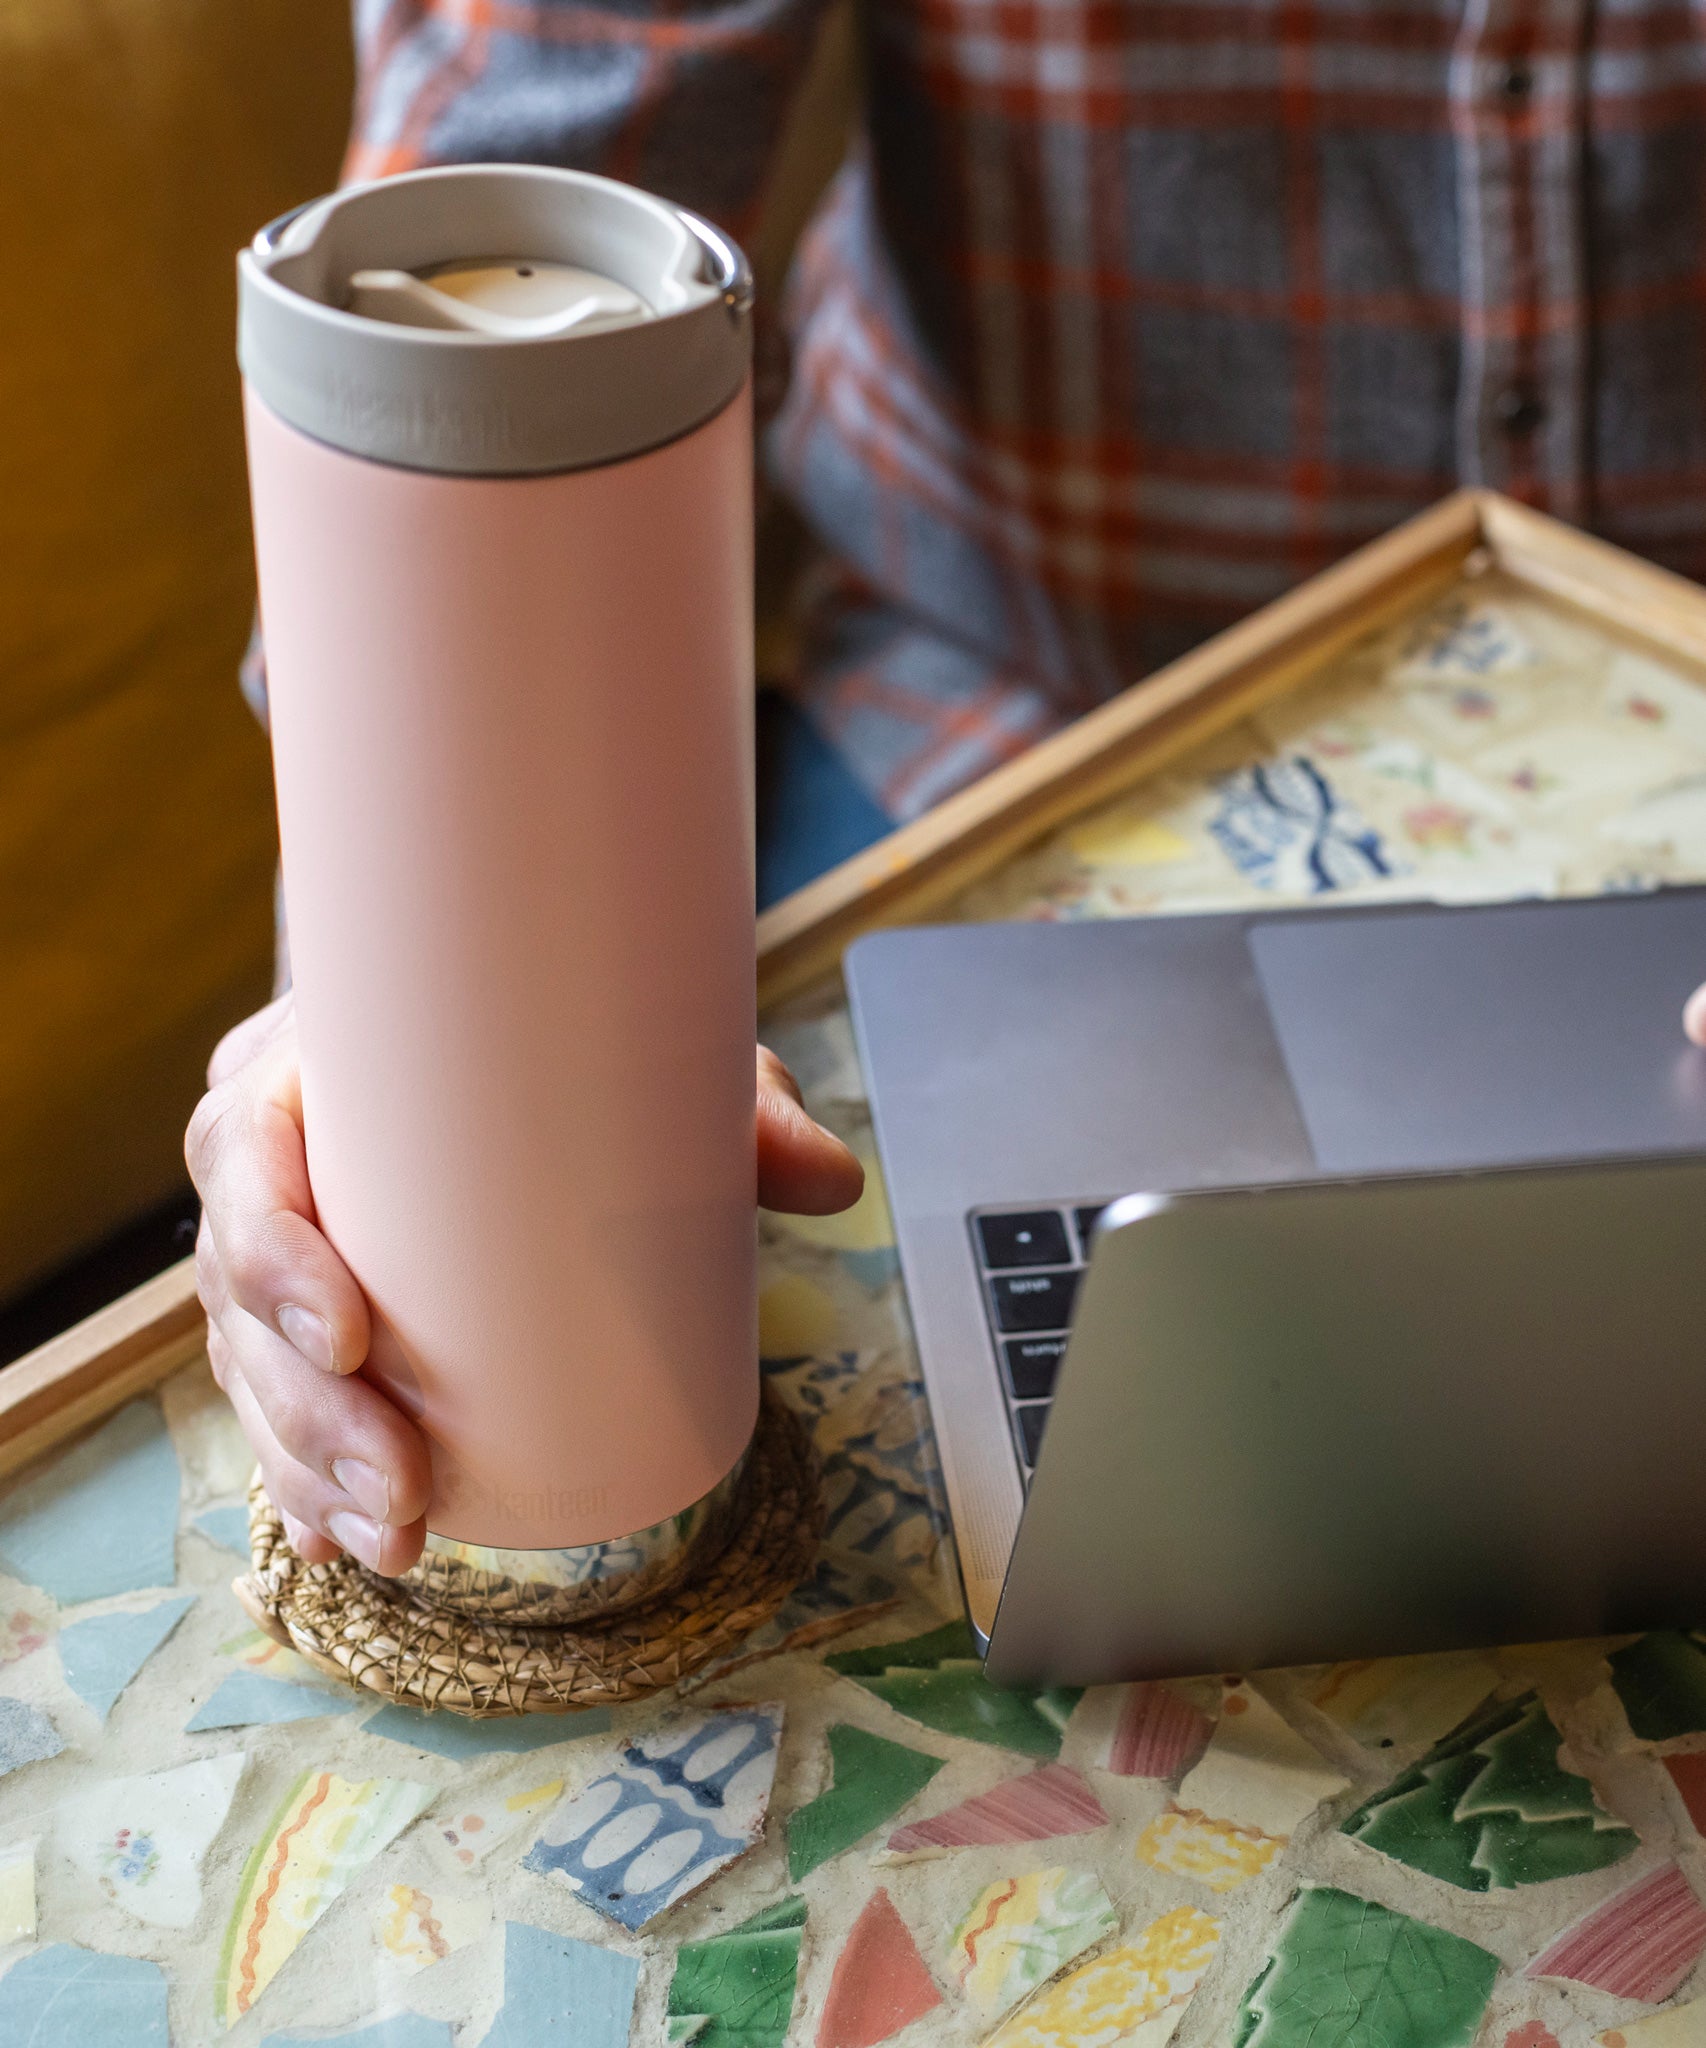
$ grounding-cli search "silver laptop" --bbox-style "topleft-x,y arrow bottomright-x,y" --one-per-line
844,887 -> 1706,1687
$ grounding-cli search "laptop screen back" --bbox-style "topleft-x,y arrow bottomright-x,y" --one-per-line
1248,891 -> 1706,1175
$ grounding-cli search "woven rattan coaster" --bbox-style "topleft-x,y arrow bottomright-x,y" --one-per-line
234,1398 -> 823,1716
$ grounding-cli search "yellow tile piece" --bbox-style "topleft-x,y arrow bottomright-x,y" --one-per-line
0,1839 -> 34,1944
1599,1999 -> 1706,2047
375,1880 -> 489,1973
989,1906 -> 1220,2048
758,1275 -> 840,1357
218,1771 -> 435,2024
1066,810 -> 1194,868
1135,1806 -> 1283,1893
951,1866 -> 1118,2021
1311,1652 -> 1496,1750
777,1152 -> 894,1251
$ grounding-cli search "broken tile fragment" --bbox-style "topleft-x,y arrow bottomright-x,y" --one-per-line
0,1696 -> 63,1778
59,1594 -> 194,1721
432,1778 -> 563,1870
788,1722 -> 944,1880
0,1943 -> 169,2046
363,1701 -> 608,1759
1234,1886 -> 1499,2048
987,1904 -> 1220,2048
827,1620 -> 1081,1758
1609,1633 -> 1706,1743
1595,1998 -> 1706,2046
192,1503 -> 253,1556
263,2020 -> 455,2048
0,1839 -> 35,1944
218,1771 -> 435,2024
884,1763 -> 1107,1859
61,1751 -> 244,1927
1665,1753 -> 1706,1836
1342,1690 -> 1637,1891
186,1670 -> 359,1731
817,1887 -> 940,2048
0,1399 -> 179,1603
950,1866 -> 1118,2022
0,1598 -> 52,1669
1311,1652 -> 1497,1752
1086,1681 -> 1213,1779
1136,1808 -> 1283,1893
1527,1861 -> 1706,2003
666,1893 -> 807,2048
1177,1680 -> 1348,1839
218,1623 -> 332,1685
373,1879 -> 490,1976
525,1702 -> 783,1930
484,1920 -> 639,2048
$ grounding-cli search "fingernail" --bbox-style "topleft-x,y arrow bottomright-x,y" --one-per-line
278,1303 -> 336,1373
327,1509 -> 385,1571
331,1458 -> 391,1522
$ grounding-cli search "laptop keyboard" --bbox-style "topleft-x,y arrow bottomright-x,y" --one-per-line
971,1204 -> 1109,1481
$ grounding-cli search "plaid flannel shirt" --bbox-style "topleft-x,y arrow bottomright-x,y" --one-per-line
346,0 -> 1706,820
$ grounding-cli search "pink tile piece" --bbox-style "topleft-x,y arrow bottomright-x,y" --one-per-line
885,1765 -> 1109,1855
1107,1683 -> 1214,1779
817,1887 -> 941,2048
1505,2026 -> 1560,2048
1527,1863 -> 1706,2003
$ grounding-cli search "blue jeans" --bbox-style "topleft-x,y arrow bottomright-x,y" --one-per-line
755,693 -> 891,911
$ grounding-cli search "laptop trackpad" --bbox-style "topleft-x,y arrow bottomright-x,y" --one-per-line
1247,894 -> 1706,1174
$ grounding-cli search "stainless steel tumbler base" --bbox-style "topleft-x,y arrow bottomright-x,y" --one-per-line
395,1448 -> 751,1627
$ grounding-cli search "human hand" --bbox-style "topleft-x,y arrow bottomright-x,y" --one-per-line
186,995 -> 863,1574
1688,980 -> 1706,1047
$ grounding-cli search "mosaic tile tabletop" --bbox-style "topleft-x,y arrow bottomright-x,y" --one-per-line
6,567 -> 1706,2045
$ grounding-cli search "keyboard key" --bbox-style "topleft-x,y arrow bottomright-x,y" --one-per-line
990,1268 -> 1080,1333
1075,1205 -> 1109,1255
976,1211 -> 1071,1270
1002,1335 -> 1066,1401
1015,1402 -> 1050,1466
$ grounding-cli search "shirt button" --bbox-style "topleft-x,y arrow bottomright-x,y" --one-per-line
1495,386 -> 1546,437
1500,58 -> 1534,100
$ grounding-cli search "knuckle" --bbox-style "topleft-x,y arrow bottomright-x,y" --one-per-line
184,1080 -> 241,1186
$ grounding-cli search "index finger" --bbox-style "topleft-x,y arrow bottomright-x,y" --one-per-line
186,1026 -> 371,1376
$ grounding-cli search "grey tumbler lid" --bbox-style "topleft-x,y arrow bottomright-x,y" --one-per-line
238,165 -> 752,476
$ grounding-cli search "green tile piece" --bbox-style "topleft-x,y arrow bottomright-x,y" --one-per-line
1234,1886 -> 1500,2048
666,1894 -> 807,2048
1609,1632 -> 1706,1742
1342,1691 -> 1638,1891
826,1621 -> 1082,1759
827,1620 -> 982,1675
786,1723 -> 945,1880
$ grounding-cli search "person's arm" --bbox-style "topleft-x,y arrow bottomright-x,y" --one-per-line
187,997 -> 860,1572
342,0 -> 838,249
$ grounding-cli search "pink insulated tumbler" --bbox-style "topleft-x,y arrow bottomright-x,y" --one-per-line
238,166 -> 757,1617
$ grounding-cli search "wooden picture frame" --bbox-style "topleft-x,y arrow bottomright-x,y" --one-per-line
8,488 -> 1706,1479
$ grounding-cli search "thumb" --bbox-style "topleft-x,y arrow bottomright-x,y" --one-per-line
1686,981 -> 1706,1048
757,1046 -> 865,1215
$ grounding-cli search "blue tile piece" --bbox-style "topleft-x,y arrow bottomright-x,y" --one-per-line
0,1943 -> 168,2045
263,2019 -> 455,2048
525,1704 -> 783,1931
193,1504 -> 253,1556
0,1695 -> 63,1777
0,1399 -> 179,1603
843,1247 -> 901,1291
1208,755 -> 1403,895
185,1672 -> 358,1732
363,1702 -> 610,1759
59,1595 -> 195,1721
483,1921 -> 640,2048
